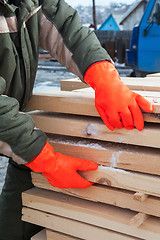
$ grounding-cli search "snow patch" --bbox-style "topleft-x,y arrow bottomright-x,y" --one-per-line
98,165 -> 131,174
110,151 -> 122,168
117,136 -> 125,143
49,138 -> 108,150
84,123 -> 99,137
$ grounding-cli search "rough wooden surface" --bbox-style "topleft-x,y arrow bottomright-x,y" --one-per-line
50,140 -> 160,175
22,188 -> 160,240
46,229 -> 81,240
60,77 -> 160,92
31,172 -> 160,216
24,78 -> 160,240
26,91 -> 160,117
29,111 -> 160,149
31,229 -> 46,240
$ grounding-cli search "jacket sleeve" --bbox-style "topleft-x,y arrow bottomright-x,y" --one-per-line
39,0 -> 112,80
0,77 -> 47,164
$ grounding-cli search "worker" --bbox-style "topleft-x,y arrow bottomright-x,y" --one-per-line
0,0 -> 153,239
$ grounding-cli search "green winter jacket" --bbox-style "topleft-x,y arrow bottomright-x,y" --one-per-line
0,0 -> 111,164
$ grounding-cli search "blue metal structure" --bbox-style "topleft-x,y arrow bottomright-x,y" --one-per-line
127,0 -> 160,75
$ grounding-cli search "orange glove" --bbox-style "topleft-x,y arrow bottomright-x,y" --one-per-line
84,61 -> 153,131
25,142 -> 98,189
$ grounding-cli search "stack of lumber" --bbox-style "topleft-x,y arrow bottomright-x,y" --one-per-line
22,75 -> 160,240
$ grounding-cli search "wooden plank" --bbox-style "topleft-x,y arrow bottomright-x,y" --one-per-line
60,79 -> 88,91
26,91 -> 97,116
22,207 -> 141,240
31,229 -> 46,240
29,111 -> 160,148
26,91 -> 160,117
74,87 -> 160,99
50,140 -> 160,175
80,166 -> 160,197
46,229 -> 81,240
146,73 -> 160,77
60,78 -> 160,92
130,213 -> 148,228
133,192 -> 148,202
114,77 -> 160,92
22,188 -> 160,240
134,90 -> 160,98
31,173 -> 160,216
32,164 -> 160,197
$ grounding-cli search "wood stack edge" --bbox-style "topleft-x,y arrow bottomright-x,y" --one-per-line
24,75 -> 160,239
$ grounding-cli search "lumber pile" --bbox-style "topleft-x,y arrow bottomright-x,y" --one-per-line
22,76 -> 160,239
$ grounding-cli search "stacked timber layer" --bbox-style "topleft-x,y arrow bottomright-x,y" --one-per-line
23,75 -> 160,240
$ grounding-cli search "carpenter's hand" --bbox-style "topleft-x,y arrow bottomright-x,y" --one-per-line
84,61 -> 153,131
25,142 -> 98,188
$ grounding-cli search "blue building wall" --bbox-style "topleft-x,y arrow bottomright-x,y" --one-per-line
98,14 -> 120,31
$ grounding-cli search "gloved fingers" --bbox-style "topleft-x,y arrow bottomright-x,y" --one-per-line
107,112 -> 123,129
72,172 -> 94,188
119,110 -> 134,130
129,103 -> 144,131
96,106 -> 115,131
75,158 -> 98,171
135,94 -> 154,113
46,172 -> 93,189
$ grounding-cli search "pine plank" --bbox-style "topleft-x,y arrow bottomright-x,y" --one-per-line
80,167 -> 160,197
122,77 -> 160,91
73,87 -> 160,99
31,162 -> 160,197
22,208 -> 140,240
46,229 -> 81,240
22,208 -> 141,240
133,192 -> 148,202
50,140 -> 160,175
146,73 -> 160,77
130,213 -> 148,228
31,229 -> 46,240
22,188 -> 160,240
26,91 -> 160,117
60,78 -> 160,92
60,79 -> 88,91
29,111 -> 160,148
31,173 -> 160,216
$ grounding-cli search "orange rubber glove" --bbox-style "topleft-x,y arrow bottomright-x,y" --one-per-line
25,142 -> 98,189
84,61 -> 153,131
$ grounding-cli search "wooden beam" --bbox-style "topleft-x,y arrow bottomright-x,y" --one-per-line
122,77 -> 160,92
26,91 -> 98,116
60,79 -> 88,91
22,207 -> 141,240
50,140 -> 160,175
31,173 -> 160,214
130,213 -> 148,228
26,91 -> 160,117
146,73 -> 160,77
79,166 -> 160,197
31,229 -> 46,240
29,111 -> 160,149
133,192 -> 148,202
22,188 -> 160,240
60,78 -> 160,92
46,229 -> 81,240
